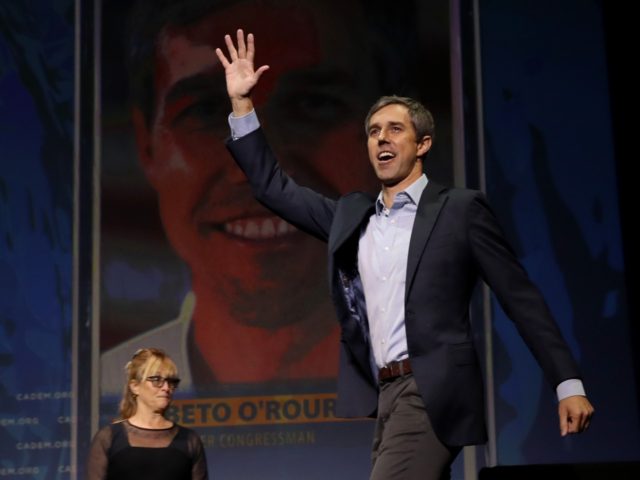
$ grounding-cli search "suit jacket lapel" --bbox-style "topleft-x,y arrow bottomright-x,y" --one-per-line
405,182 -> 448,301
328,193 -> 375,253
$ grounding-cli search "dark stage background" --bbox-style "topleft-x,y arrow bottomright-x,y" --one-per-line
475,0 -> 639,466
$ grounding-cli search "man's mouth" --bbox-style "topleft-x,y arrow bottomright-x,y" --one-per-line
214,215 -> 298,240
377,151 -> 396,162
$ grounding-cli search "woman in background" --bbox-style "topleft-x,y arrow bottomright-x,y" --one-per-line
86,348 -> 208,479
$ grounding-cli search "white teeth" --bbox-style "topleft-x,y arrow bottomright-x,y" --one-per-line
244,221 -> 260,239
224,217 -> 297,239
277,219 -> 289,235
261,218 -> 276,237
378,152 -> 395,160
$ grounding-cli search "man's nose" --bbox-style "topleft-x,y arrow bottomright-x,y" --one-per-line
377,129 -> 388,144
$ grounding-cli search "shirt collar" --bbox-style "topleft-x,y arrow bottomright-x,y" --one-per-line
375,174 -> 429,215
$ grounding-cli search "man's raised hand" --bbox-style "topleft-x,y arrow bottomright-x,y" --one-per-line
215,29 -> 269,115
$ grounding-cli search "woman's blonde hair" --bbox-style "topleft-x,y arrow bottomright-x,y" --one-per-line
118,347 -> 178,419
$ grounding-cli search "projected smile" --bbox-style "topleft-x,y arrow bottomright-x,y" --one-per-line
200,215 -> 298,240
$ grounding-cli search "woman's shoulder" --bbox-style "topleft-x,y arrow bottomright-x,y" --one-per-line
174,423 -> 204,449
174,423 -> 198,437
90,421 -> 122,448
102,420 -> 127,433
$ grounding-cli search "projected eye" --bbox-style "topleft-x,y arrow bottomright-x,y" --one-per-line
171,97 -> 227,132
280,90 -> 351,126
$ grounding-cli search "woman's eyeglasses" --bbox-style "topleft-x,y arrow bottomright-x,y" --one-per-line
145,375 -> 181,390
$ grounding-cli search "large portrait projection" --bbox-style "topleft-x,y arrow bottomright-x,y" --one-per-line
98,0 -> 453,477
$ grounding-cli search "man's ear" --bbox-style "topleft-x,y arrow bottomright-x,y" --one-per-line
132,107 -> 159,187
417,135 -> 432,158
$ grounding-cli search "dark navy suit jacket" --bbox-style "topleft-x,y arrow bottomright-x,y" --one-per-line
227,128 -> 581,446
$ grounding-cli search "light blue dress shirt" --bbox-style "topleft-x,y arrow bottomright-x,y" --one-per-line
358,175 -> 428,369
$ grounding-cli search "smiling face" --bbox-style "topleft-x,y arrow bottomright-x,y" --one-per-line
132,1 -> 377,330
366,103 -> 432,192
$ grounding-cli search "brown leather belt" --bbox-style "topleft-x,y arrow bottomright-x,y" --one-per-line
378,358 -> 412,382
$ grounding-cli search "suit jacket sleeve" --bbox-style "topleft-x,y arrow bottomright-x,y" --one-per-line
467,191 -> 581,388
226,128 -> 336,242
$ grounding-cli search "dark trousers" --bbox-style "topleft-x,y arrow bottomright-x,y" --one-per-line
370,375 -> 461,480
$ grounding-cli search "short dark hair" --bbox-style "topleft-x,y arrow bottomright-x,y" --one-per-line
364,95 -> 435,141
126,1 -> 421,128
126,0 -> 236,126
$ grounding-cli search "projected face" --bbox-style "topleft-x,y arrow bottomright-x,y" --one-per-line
132,0 -> 378,380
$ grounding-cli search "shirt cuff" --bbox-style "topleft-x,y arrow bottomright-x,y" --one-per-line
556,378 -> 586,401
228,109 -> 260,140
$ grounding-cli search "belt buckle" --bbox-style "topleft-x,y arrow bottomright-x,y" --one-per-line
390,359 -> 409,378
380,360 -> 401,382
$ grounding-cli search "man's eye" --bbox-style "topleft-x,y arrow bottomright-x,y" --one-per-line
282,92 -> 350,124
171,99 -> 226,131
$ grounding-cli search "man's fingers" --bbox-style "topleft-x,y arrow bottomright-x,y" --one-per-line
224,34 -> 238,60
559,410 -> 569,436
575,410 -> 592,432
572,412 -> 589,433
254,65 -> 270,80
558,396 -> 594,436
215,48 -> 230,68
236,29 -> 247,58
567,414 -> 580,434
247,33 -> 256,62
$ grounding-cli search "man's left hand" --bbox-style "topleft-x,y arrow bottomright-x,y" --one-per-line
558,395 -> 594,436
